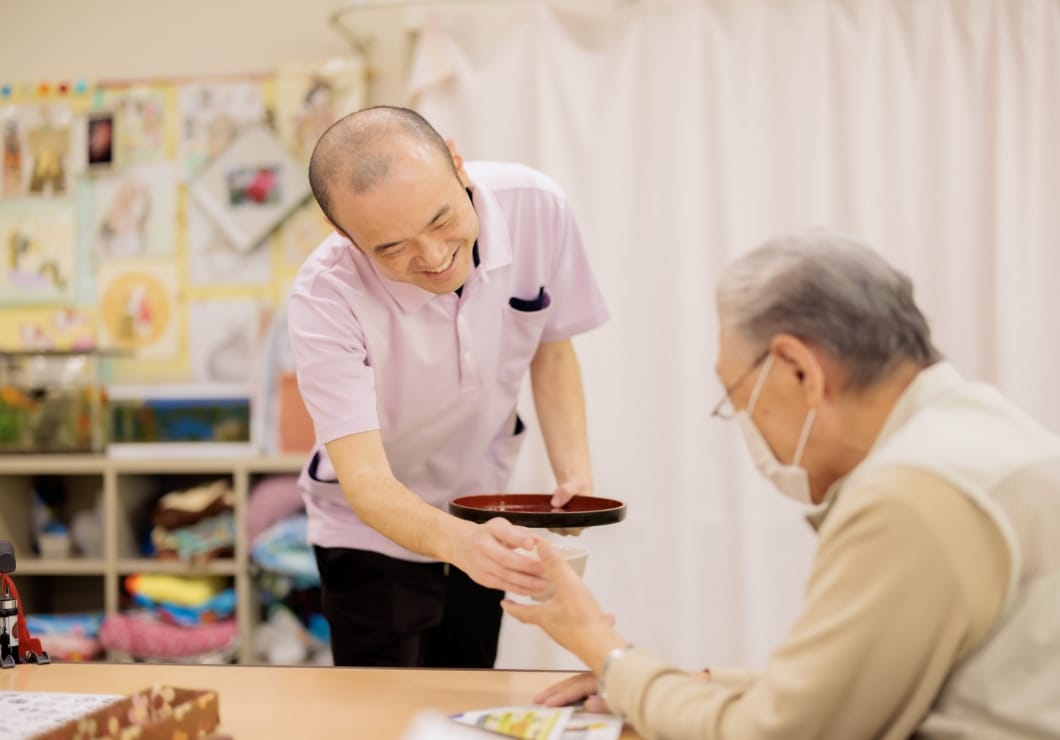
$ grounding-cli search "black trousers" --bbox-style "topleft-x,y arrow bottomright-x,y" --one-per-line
313,546 -> 504,668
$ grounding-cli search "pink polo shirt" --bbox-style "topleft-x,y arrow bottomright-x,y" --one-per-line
287,161 -> 609,561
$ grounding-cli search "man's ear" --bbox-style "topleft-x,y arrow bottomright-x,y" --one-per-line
446,137 -> 469,184
769,334 -> 825,406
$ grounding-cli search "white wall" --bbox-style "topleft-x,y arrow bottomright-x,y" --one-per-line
0,0 -> 623,104
0,0 -> 402,103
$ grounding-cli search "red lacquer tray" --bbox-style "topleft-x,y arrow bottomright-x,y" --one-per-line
449,494 -> 626,528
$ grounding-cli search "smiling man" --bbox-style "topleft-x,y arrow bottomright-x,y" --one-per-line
287,106 -> 609,668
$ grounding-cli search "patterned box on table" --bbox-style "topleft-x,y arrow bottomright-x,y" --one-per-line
32,685 -> 226,740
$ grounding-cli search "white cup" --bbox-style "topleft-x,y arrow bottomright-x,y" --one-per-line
515,543 -> 589,601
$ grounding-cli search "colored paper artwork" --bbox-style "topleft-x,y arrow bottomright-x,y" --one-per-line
105,86 -> 169,165
189,125 -> 310,254
187,299 -> 267,383
22,103 -> 77,197
0,307 -> 96,351
0,199 -> 76,305
185,199 -> 272,286
91,162 -> 177,258
178,82 -> 265,181
280,198 -> 332,268
1,106 -> 23,197
275,58 -> 367,163
97,261 -> 180,359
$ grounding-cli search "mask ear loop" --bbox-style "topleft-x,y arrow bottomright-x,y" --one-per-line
746,353 -> 775,414
792,407 -> 817,467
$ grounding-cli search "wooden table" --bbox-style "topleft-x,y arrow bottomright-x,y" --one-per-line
0,662 -> 640,738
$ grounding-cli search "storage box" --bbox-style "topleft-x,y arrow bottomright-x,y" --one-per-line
0,351 -> 110,453
107,384 -> 253,458
32,685 -> 225,740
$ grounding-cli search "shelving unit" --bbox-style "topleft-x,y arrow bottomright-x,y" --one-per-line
0,454 -> 306,663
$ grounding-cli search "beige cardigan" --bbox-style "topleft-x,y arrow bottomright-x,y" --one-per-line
605,468 -> 1008,739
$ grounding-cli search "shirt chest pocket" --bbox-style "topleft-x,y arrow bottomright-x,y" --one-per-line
496,292 -> 552,385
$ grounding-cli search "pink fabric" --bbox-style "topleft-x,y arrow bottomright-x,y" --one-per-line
99,613 -> 238,659
246,474 -> 303,542
38,633 -> 102,661
288,162 -> 609,560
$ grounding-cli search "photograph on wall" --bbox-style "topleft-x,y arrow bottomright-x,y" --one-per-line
97,260 -> 180,359
275,58 -> 367,163
189,125 -> 310,254
2,106 -> 23,197
188,299 -> 268,383
0,198 -> 76,305
185,199 -> 271,286
178,81 -> 265,181
91,162 -> 177,258
86,111 -> 115,168
22,103 -> 76,196
104,85 -> 169,165
280,198 -> 332,268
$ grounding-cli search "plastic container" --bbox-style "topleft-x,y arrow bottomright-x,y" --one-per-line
0,350 -> 110,453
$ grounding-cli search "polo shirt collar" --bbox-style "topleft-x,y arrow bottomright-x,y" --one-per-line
371,173 -> 514,314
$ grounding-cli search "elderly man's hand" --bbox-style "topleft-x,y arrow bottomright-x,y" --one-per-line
501,540 -> 624,668
534,672 -> 611,712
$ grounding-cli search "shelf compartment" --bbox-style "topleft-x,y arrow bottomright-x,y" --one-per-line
116,558 -> 238,576
12,558 -> 106,576
9,574 -> 105,617
0,473 -> 105,560
113,472 -> 235,561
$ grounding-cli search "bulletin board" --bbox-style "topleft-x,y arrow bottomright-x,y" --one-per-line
0,59 -> 365,385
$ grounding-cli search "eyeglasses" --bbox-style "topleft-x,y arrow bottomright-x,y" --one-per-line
711,349 -> 770,420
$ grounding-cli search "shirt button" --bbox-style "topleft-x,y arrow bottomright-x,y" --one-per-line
463,351 -> 472,362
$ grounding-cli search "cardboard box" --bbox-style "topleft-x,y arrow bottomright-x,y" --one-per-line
33,685 -> 226,740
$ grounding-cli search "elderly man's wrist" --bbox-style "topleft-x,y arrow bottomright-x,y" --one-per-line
584,631 -> 628,675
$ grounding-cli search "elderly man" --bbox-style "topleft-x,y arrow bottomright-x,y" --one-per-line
504,231 -> 1060,738
289,106 -> 608,667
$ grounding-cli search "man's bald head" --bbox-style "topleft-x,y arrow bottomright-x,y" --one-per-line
308,106 -> 457,231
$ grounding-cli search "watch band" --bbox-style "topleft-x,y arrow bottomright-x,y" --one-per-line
599,643 -> 635,703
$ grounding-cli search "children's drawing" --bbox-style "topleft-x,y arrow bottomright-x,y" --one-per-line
280,199 -> 332,268
106,85 -> 168,164
24,104 -> 74,196
188,300 -> 267,383
178,81 -> 264,181
98,261 -> 179,359
1,107 -> 22,197
0,199 -> 76,305
92,162 -> 177,257
185,200 -> 271,286
275,58 -> 367,162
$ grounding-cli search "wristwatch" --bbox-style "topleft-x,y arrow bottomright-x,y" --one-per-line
599,643 -> 635,704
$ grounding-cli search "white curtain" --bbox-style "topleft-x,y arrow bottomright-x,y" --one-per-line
406,0 -> 1060,671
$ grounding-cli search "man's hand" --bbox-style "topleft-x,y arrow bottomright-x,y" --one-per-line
501,540 -> 626,671
549,477 -> 591,536
449,517 -> 550,596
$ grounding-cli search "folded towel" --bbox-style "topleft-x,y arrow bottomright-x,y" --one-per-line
124,574 -> 228,608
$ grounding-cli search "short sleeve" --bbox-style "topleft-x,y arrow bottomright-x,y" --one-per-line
287,281 -> 381,445
540,195 -> 610,343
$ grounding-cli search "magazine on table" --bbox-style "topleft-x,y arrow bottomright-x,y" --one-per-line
451,706 -> 624,740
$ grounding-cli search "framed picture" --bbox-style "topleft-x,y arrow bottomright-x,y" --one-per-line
87,112 -> 115,168
189,125 -> 310,254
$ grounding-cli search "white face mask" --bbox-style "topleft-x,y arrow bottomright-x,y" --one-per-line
734,354 -> 818,505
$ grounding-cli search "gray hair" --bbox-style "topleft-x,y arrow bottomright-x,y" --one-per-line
716,229 -> 942,390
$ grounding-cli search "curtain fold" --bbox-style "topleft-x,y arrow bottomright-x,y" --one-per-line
406,0 -> 1060,671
